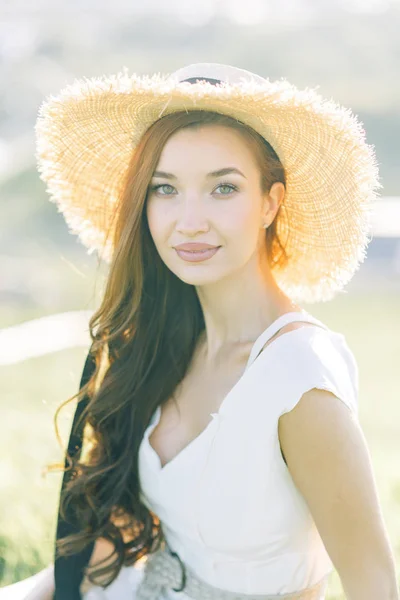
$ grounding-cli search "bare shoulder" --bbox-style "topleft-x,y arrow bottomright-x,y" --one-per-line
276,321 -> 317,336
263,319 -> 319,351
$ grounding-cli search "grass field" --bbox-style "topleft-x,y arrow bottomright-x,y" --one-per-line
1,288 -> 399,597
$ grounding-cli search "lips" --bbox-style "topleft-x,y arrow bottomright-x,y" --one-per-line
174,245 -> 221,262
174,243 -> 219,251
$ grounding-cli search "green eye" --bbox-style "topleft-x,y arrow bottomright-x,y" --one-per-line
151,184 -> 175,195
215,183 -> 238,195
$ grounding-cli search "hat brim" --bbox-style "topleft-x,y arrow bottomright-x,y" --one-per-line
35,70 -> 381,303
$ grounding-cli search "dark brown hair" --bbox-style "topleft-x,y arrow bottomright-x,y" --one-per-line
51,110 -> 288,589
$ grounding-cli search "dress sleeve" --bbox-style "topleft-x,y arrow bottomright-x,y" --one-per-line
278,329 -> 359,418
54,347 -> 96,600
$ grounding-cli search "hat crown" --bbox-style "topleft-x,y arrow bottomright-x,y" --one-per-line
169,62 -> 267,86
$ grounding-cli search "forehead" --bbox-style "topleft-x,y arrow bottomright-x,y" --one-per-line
155,124 -> 258,173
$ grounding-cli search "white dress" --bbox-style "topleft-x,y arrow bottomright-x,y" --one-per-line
83,310 -> 359,600
1,311 -> 359,600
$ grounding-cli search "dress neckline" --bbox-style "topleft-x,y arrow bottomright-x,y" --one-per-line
143,310 -> 327,475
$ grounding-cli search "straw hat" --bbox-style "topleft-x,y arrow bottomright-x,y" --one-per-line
35,62 -> 381,303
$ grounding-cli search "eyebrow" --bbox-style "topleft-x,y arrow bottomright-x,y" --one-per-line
152,167 -> 247,180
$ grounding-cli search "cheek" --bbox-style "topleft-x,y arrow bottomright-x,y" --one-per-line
222,199 -> 261,247
146,202 -> 169,243
224,201 -> 265,266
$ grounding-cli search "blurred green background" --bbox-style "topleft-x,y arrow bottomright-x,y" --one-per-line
1,1 -> 400,597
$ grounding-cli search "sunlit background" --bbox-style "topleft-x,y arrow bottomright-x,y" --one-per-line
1,1 -> 399,597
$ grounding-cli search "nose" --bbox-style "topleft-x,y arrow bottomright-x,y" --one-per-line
175,196 -> 209,234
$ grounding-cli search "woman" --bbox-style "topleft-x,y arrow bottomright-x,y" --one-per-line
4,63 -> 398,599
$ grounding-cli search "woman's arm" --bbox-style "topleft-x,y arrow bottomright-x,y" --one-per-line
278,388 -> 399,600
79,537 -> 117,596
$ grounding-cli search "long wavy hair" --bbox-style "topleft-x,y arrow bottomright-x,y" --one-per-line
51,110 -> 288,589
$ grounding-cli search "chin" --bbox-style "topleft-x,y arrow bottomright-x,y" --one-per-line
171,266 -> 226,286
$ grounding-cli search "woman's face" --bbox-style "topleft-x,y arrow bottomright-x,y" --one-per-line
146,124 -> 281,286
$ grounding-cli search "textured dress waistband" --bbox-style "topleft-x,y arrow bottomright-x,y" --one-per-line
135,544 -> 329,600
